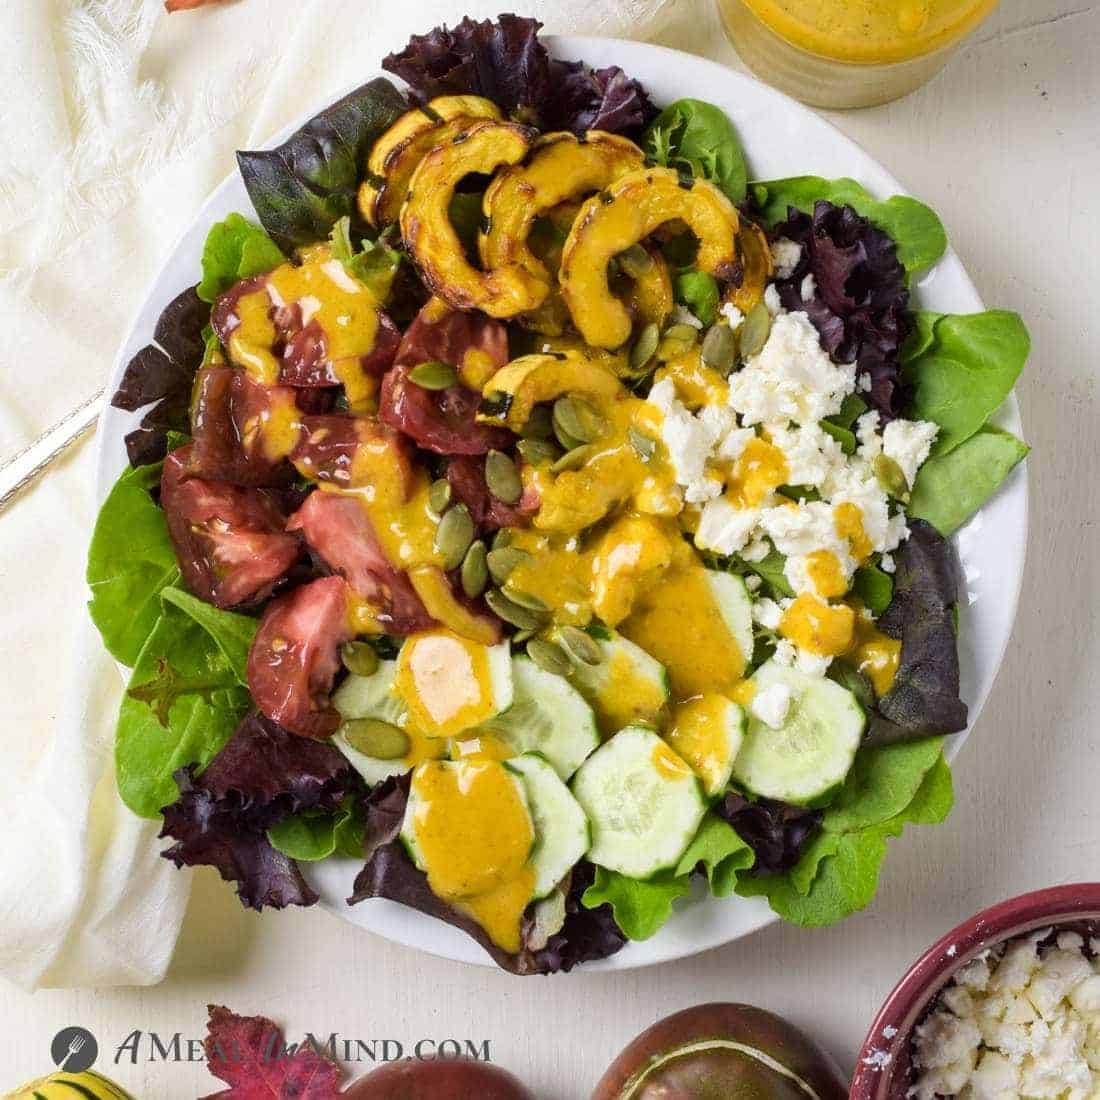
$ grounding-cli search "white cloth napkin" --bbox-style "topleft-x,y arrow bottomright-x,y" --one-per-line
0,0 -> 737,990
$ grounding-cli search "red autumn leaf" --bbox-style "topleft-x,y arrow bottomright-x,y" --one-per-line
203,1004 -> 344,1098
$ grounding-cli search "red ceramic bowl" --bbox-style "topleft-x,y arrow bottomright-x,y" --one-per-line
850,883 -> 1100,1100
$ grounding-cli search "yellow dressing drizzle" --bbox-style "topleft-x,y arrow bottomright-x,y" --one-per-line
726,437 -> 789,509
653,347 -> 730,409
805,549 -> 849,599
588,648 -> 670,736
409,760 -> 535,953
651,740 -> 695,781
835,501 -> 872,562
779,593 -> 856,657
395,630 -> 498,739
665,694 -> 734,792
846,607 -> 902,697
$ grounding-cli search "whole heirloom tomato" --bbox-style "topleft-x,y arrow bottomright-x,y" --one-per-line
591,1003 -> 848,1100
344,1057 -> 535,1100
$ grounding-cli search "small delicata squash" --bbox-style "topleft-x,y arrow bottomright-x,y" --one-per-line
401,121 -> 547,318
478,352 -> 624,431
479,131 -> 645,298
358,95 -> 501,228
560,167 -> 743,348
726,218 -> 773,312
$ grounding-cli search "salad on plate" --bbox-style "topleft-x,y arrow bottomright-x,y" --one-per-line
88,14 -> 1030,974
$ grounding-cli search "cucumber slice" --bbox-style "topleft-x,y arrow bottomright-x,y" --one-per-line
506,753 -> 590,898
399,759 -> 533,874
733,659 -> 865,806
333,660 -> 426,786
395,635 -> 514,738
665,695 -> 746,797
568,631 -> 670,736
477,657 -> 600,779
572,727 -> 707,878
704,569 -> 754,673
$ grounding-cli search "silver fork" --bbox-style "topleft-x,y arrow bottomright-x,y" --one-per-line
0,389 -> 105,514
61,1033 -> 86,1070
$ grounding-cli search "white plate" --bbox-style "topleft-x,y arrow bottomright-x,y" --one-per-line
95,36 -> 1027,972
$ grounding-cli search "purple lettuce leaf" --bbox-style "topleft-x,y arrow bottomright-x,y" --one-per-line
771,201 -> 913,419
382,15 -> 656,136
868,519 -> 968,742
716,792 -> 822,876
112,286 -> 210,467
159,713 -> 362,910
348,776 -> 626,974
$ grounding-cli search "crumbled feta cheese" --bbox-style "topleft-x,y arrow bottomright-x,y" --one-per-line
670,304 -> 704,329
741,536 -> 772,563
857,373 -> 873,393
695,497 -> 758,556
794,649 -> 831,677
759,501 -> 854,580
744,574 -> 762,592
764,283 -> 783,315
911,930 -> 1100,1100
648,378 -> 723,503
769,237 -> 802,279
856,410 -> 883,459
751,597 -> 783,630
883,418 -> 940,486
728,312 -> 857,427
880,552 -> 895,574
800,273 -> 817,302
750,681 -> 793,728
720,302 -> 745,330
823,464 -> 909,556
768,421 -> 847,489
772,638 -> 797,666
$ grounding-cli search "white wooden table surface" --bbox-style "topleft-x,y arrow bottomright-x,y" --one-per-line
3,1 -> 1098,1095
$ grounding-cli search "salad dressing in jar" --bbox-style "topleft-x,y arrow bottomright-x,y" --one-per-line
717,0 -> 1000,107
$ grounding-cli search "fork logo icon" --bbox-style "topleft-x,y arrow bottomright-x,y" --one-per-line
50,1027 -> 98,1072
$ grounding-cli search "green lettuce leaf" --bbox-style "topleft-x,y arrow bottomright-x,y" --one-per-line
674,813 -> 755,897
737,744 -> 952,926
673,271 -> 720,325
910,425 -> 1030,536
582,866 -> 691,941
749,176 -> 947,276
642,98 -> 748,203
115,588 -> 257,818
267,798 -> 365,862
329,216 -> 402,303
852,563 -> 894,615
196,213 -> 286,304
87,459 -> 180,666
904,310 -> 1030,455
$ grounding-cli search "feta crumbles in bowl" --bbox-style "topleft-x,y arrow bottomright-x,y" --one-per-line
851,884 -> 1100,1100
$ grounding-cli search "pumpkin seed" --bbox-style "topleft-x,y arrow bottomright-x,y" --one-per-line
408,360 -> 458,390
527,638 -> 572,676
341,718 -> 410,760
502,584 -> 548,612
873,453 -> 911,501
629,322 -> 660,373
517,438 -> 559,466
559,625 -> 603,667
657,323 -> 698,361
521,404 -> 554,439
511,627 -> 536,644
434,503 -> 474,570
341,641 -> 379,678
553,395 -> 606,444
739,303 -> 772,360
485,588 -> 543,631
428,478 -> 452,515
618,243 -> 654,280
487,546 -> 530,585
553,417 -> 585,452
628,426 -> 657,461
492,528 -> 514,552
551,444 -> 594,474
701,323 -> 736,374
460,540 -> 489,599
485,450 -> 523,504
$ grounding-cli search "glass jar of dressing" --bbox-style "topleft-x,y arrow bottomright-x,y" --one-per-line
717,0 -> 999,108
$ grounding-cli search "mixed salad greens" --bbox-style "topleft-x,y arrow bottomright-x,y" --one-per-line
88,14 -> 1029,974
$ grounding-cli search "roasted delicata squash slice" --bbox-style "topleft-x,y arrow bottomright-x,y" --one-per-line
480,132 -> 645,292
726,218 -> 773,312
358,95 -> 501,228
478,352 -> 624,431
560,167 -> 742,348
401,121 -> 547,317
